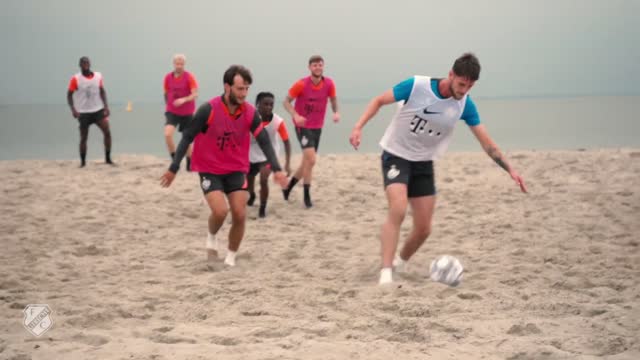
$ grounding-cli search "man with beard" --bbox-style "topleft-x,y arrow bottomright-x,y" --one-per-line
160,65 -> 288,268
349,53 -> 528,285
282,55 -> 340,208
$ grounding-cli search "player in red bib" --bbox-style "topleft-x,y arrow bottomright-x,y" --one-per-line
160,65 -> 288,268
282,55 -> 340,208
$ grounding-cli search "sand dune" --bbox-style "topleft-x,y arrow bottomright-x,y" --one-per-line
0,149 -> 638,359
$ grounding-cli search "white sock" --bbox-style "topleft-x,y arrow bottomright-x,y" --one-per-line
224,251 -> 237,267
206,232 -> 218,251
379,267 -> 393,285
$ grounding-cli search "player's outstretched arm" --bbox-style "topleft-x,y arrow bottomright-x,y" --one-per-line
469,124 -> 528,193
350,89 -> 396,150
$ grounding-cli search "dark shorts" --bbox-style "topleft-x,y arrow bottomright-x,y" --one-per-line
198,172 -> 247,195
248,161 -> 271,177
78,109 -> 106,130
381,151 -> 436,198
165,112 -> 193,132
295,127 -> 322,151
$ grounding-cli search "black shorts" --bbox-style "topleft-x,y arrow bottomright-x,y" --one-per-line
198,172 -> 247,195
295,127 -> 322,151
381,151 -> 436,198
78,109 -> 106,129
165,112 -> 193,132
248,161 -> 270,177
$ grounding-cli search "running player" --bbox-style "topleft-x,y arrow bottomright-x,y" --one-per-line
160,65 -> 288,267
247,92 -> 292,218
164,54 -> 198,171
282,55 -> 340,208
349,53 -> 528,284
67,57 -> 114,167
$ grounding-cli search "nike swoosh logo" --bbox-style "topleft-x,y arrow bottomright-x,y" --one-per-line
423,107 -> 442,115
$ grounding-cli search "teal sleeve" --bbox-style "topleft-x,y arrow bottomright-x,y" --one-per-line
392,77 -> 414,103
461,96 -> 481,126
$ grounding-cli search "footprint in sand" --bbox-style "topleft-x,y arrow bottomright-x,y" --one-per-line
457,293 -> 483,300
209,335 -> 240,346
507,323 -> 541,336
72,245 -> 109,257
153,326 -> 173,333
252,327 -> 293,339
149,334 -> 197,344
71,332 -> 111,346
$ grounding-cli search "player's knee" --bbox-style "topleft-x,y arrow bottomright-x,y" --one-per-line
387,206 -> 407,224
230,207 -> 246,223
212,206 -> 229,221
306,152 -> 316,167
259,178 -> 269,187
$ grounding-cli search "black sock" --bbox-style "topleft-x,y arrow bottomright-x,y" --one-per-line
247,192 -> 256,206
259,202 -> 267,218
170,152 -> 175,160
105,150 -> 112,164
186,157 -> 191,172
80,152 -> 86,167
283,177 -> 299,201
303,184 -> 312,208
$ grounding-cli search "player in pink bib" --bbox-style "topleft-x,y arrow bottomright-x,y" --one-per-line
164,54 -> 198,171
282,55 -> 340,208
160,65 -> 288,268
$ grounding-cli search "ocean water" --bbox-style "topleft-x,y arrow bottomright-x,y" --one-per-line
0,96 -> 638,161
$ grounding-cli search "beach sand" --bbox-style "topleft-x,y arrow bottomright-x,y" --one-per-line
1,149 -> 638,359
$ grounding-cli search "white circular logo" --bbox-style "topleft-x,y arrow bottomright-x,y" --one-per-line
387,165 -> 400,180
301,136 -> 309,146
201,178 -> 211,190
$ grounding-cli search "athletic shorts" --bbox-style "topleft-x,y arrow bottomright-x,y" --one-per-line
165,112 -> 193,132
295,127 -> 322,151
198,172 -> 247,195
381,151 -> 436,198
78,109 -> 106,129
248,161 -> 271,177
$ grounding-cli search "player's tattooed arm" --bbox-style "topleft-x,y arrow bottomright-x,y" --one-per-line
469,124 -> 512,173
486,146 -> 511,173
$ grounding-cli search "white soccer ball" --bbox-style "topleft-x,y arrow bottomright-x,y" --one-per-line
430,255 -> 464,287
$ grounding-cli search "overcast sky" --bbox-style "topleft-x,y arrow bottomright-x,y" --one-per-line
0,0 -> 637,104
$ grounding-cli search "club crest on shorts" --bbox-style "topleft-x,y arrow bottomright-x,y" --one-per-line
201,178 -> 211,190
23,304 -> 53,337
301,136 -> 309,146
387,165 -> 400,180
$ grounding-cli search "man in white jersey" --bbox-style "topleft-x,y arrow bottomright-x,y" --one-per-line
247,92 -> 292,218
349,53 -> 528,285
67,57 -> 113,167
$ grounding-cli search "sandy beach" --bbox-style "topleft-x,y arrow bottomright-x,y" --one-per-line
0,149 -> 638,360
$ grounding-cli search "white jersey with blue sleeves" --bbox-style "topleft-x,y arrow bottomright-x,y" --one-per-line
379,76 -> 467,161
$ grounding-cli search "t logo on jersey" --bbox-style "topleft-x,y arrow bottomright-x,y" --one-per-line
409,106 -> 443,136
216,132 -> 236,151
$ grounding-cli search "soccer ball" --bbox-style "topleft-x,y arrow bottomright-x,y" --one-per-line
430,255 -> 464,287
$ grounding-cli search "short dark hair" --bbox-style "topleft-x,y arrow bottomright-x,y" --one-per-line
308,55 -> 324,65
452,53 -> 480,81
223,65 -> 252,86
79,56 -> 90,64
256,92 -> 275,105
